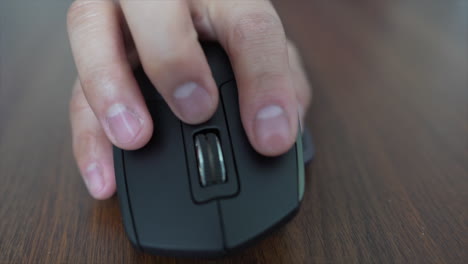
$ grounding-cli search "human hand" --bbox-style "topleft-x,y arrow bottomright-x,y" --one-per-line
67,0 -> 312,199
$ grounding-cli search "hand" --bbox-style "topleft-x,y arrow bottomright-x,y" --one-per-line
67,0 -> 312,199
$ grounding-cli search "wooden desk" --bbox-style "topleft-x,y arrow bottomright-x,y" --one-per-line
1,1 -> 466,263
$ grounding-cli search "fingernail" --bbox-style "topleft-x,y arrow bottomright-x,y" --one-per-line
255,105 -> 291,153
173,82 -> 213,123
106,104 -> 142,144
84,163 -> 104,195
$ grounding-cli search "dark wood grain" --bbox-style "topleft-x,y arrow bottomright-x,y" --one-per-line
0,0 -> 466,263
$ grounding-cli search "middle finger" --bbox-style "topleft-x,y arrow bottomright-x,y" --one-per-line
120,0 -> 219,124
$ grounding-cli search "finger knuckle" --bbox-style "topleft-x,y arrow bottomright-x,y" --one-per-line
229,11 -> 284,50
67,1 -> 96,28
79,65 -> 121,95
253,71 -> 288,94
142,46 -> 193,78
73,131 -> 97,163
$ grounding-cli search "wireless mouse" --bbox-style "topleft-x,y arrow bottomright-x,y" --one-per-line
113,42 -> 314,257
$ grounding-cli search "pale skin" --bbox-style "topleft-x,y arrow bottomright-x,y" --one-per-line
67,0 -> 312,200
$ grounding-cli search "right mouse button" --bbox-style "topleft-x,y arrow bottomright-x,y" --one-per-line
218,81 -> 300,249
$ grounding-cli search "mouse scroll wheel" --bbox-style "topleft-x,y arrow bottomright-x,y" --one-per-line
194,133 -> 227,187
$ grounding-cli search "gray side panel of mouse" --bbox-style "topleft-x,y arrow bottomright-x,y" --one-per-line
218,81 -> 299,250
122,101 -> 225,256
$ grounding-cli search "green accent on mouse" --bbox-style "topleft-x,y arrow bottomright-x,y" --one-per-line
296,129 -> 305,201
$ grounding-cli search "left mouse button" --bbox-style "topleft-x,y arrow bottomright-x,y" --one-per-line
121,102 -> 225,256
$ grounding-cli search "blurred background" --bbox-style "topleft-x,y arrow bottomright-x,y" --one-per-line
1,0 -> 467,263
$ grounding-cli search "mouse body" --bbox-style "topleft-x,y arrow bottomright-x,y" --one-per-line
113,42 -> 310,257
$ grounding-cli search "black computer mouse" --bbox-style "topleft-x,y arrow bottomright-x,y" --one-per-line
113,42 -> 314,258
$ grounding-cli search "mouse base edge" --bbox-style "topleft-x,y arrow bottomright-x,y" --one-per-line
136,203 -> 301,259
